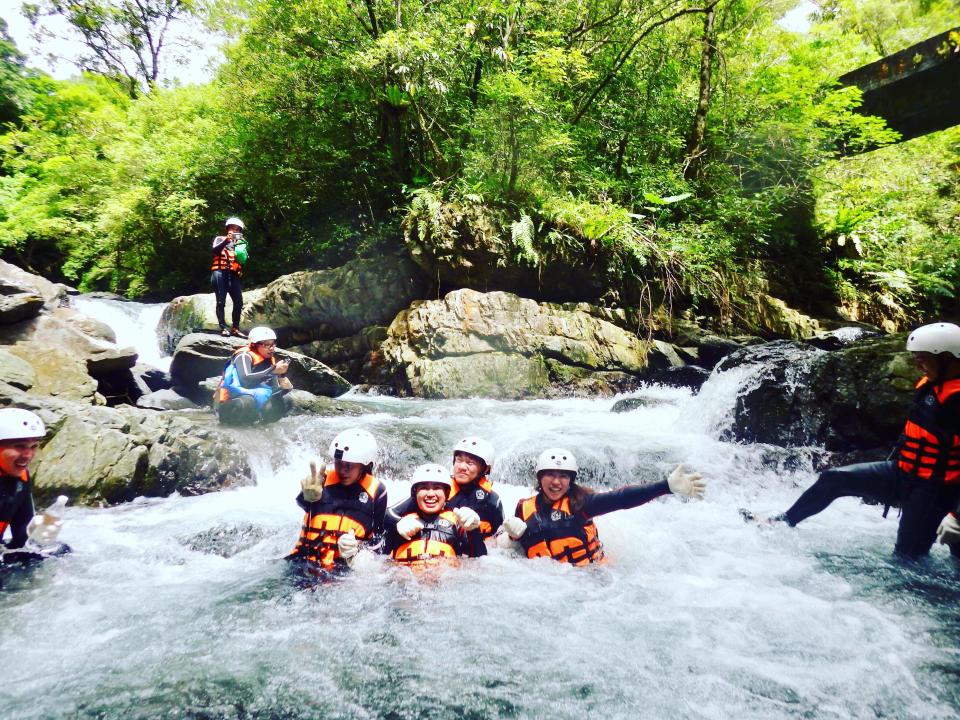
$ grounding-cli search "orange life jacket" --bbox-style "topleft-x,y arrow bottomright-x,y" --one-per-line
447,475 -> 500,538
391,510 -> 461,567
211,239 -> 241,274
897,377 -> 960,483
517,494 -> 606,566
293,470 -> 382,569
216,346 -> 275,403
0,469 -> 28,539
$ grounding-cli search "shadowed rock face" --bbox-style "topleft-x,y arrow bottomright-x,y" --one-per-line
362,288 -> 683,399
718,335 -> 916,453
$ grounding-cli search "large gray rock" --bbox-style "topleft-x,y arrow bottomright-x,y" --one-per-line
0,292 -> 44,324
170,333 -> 350,397
0,381 -> 253,506
718,335 -> 915,452
364,289 -> 681,399
0,348 -> 36,390
0,258 -> 68,306
291,326 -> 388,382
156,289 -> 265,355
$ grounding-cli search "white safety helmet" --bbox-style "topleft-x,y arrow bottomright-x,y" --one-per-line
247,326 -> 277,344
906,322 -> 960,358
0,408 -> 45,441
329,428 -> 378,466
410,463 -> 452,495
535,448 -> 578,478
225,216 -> 245,230
452,436 -> 494,469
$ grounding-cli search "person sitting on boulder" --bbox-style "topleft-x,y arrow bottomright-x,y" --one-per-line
499,448 -> 705,565
0,408 -> 70,566
385,436 -> 504,542
386,463 -> 487,567
742,322 -> 960,558
215,326 -> 293,425
211,216 -> 247,337
289,428 -> 387,574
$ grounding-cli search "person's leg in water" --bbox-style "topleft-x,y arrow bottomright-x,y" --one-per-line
751,460 -> 901,526
228,271 -> 244,335
211,270 -> 230,334
894,478 -> 960,558
217,395 -> 259,425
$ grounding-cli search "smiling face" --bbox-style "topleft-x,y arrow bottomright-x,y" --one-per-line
538,470 -> 573,502
0,439 -> 41,477
415,482 -> 448,515
253,340 -> 277,360
452,451 -> 484,485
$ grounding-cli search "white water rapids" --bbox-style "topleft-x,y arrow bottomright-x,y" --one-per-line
1,299 -> 958,719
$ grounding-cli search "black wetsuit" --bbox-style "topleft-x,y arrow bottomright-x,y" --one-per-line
211,235 -> 243,332
781,379 -> 960,557
0,472 -> 34,551
217,350 -> 292,425
384,509 -> 487,561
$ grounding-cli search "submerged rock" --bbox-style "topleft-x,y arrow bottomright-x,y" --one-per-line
178,522 -> 271,558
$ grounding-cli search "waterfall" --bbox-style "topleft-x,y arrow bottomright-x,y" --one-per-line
74,295 -> 172,371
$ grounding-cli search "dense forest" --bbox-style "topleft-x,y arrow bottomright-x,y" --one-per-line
0,0 -> 957,331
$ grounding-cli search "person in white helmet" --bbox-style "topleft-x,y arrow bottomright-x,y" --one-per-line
500,448 -> 705,565
0,408 -> 70,565
289,428 -> 388,574
215,326 -> 293,425
385,463 -> 487,566
384,436 -> 504,542
743,322 -> 960,558
211,216 -> 247,337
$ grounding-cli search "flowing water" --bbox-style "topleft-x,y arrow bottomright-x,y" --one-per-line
2,300 -> 958,719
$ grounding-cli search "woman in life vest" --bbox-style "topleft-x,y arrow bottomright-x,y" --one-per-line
743,322 -> 960,558
211,216 -> 246,337
216,326 -> 293,426
385,436 -> 504,542
289,428 -> 387,573
500,448 -> 705,566
0,409 -> 70,566
386,463 -> 487,567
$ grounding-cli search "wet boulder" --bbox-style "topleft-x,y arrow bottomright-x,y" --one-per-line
178,522 -> 271,558
719,335 -> 916,451
0,348 -> 36,390
0,292 -> 45,324
363,288 -> 683,399
136,388 -> 200,411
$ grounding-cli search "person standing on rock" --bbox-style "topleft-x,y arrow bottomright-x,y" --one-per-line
0,408 -> 70,566
215,326 -> 293,425
385,436 -> 504,542
211,216 -> 247,337
743,322 -> 960,558
289,428 -> 387,575
385,463 -> 487,567
498,448 -> 705,565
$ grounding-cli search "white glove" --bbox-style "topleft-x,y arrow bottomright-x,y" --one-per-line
301,460 -> 326,502
501,516 -> 527,540
396,515 -> 424,540
453,507 -> 481,531
27,515 -> 62,546
937,513 -> 960,546
668,464 -> 705,500
337,531 -> 359,561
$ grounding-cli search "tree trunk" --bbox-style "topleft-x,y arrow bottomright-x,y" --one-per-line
684,3 -> 716,180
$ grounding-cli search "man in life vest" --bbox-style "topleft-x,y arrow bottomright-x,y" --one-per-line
216,326 -> 293,426
385,436 -> 504,542
289,428 -> 387,572
211,216 -> 246,337
0,409 -> 71,566
743,322 -> 960,558
500,448 -> 705,566
386,463 -> 487,566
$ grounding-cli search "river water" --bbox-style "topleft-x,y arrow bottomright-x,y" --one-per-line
1,300 -> 958,719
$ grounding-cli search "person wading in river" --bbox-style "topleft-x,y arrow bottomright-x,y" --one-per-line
499,448 -> 705,565
743,322 -> 960,558
0,409 -> 70,566
211,216 -> 247,337
289,428 -> 387,574
385,436 -> 504,543
385,463 -> 487,567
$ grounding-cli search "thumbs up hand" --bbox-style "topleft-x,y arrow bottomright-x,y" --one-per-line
301,460 -> 326,502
